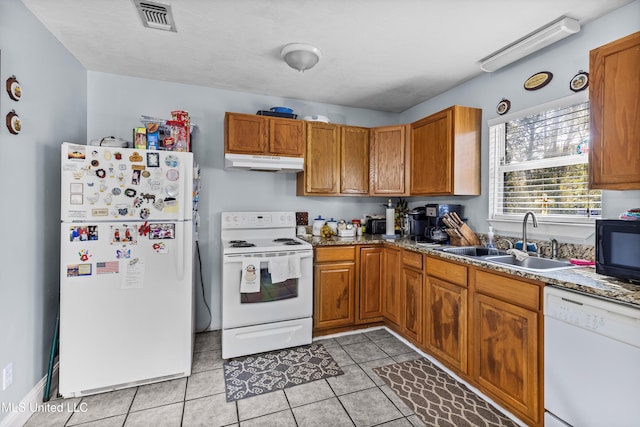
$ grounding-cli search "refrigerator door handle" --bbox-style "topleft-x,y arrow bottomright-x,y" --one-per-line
177,221 -> 185,280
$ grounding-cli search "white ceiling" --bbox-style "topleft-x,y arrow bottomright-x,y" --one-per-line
21,0 -> 632,112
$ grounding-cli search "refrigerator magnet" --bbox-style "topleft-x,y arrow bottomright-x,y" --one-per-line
147,152 -> 160,167
152,242 -> 168,253
166,169 -> 179,181
129,152 -> 143,162
78,249 -> 92,262
67,263 -> 92,277
164,155 -> 179,167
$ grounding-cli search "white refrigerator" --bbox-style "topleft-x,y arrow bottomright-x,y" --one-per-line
59,142 -> 194,397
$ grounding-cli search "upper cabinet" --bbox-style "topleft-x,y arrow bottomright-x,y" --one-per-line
409,106 -> 481,196
370,125 -> 409,196
589,32 -> 640,190
297,122 -> 370,196
225,112 -> 305,157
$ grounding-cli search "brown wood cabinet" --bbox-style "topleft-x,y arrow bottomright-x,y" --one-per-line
425,257 -> 468,374
357,246 -> 384,323
225,112 -> 304,157
382,246 -> 402,326
472,269 -> 542,426
297,123 -> 370,195
341,126 -> 370,195
589,31 -> 640,190
369,125 -> 409,196
401,250 -> 424,346
313,246 -> 356,331
409,106 -> 481,196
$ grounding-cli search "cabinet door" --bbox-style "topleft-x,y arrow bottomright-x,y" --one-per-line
358,246 -> 383,322
473,293 -> 539,424
370,125 -> 408,196
225,113 -> 267,154
341,126 -> 370,194
382,247 -> 402,325
402,266 -> 423,346
270,118 -> 305,156
313,261 -> 355,330
301,122 -> 340,194
426,276 -> 467,374
410,109 -> 452,195
589,31 -> 640,189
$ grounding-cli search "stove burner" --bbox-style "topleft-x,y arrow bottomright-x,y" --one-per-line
273,238 -> 295,242
231,242 -> 255,248
229,240 -> 247,244
284,241 -> 303,245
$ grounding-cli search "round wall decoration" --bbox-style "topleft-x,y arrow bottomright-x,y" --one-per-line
570,71 -> 589,92
6,76 -> 22,101
6,110 -> 21,134
496,99 -> 511,115
524,71 -> 553,91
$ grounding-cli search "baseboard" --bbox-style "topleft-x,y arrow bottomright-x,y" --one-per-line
0,363 -> 58,427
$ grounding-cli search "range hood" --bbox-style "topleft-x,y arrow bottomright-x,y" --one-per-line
224,153 -> 304,173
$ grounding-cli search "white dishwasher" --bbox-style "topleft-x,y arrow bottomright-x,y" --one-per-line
544,286 -> 640,427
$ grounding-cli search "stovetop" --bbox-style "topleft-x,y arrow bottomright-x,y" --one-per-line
222,237 -> 312,255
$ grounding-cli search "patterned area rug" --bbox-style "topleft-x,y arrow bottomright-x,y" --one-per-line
373,358 -> 519,427
223,343 -> 343,402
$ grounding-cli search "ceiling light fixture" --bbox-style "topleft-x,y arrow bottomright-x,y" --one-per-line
480,17 -> 580,72
281,43 -> 322,72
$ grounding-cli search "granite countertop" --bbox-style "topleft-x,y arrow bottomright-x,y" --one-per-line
300,234 -> 640,308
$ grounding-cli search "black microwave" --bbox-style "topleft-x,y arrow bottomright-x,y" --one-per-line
596,219 -> 640,283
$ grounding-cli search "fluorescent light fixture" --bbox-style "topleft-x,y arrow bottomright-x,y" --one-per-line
480,17 -> 580,72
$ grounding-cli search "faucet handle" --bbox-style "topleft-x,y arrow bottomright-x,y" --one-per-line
550,238 -> 558,259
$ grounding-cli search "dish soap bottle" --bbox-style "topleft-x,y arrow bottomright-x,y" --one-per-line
487,226 -> 496,248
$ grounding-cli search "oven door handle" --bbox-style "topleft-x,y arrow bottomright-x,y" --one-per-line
223,251 -> 313,263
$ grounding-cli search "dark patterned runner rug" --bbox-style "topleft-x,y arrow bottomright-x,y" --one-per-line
223,343 -> 343,402
373,358 -> 519,427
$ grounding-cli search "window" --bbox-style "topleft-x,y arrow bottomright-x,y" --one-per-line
489,93 -> 601,225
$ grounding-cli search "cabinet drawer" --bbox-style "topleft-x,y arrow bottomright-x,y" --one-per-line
475,270 -> 540,310
427,257 -> 467,287
403,250 -> 423,269
315,246 -> 355,262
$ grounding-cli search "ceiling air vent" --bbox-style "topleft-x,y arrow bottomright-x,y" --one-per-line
133,0 -> 177,32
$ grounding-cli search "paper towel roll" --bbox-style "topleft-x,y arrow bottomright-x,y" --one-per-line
385,208 -> 395,235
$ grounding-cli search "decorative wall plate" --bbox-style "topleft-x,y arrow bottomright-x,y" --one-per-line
6,76 -> 22,101
524,71 -> 553,91
570,71 -> 589,92
6,110 -> 21,134
496,98 -> 511,115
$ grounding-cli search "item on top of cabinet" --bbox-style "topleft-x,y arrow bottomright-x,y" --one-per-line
89,136 -> 129,148
496,98 -> 511,115
302,115 -> 329,123
570,71 -> 589,92
270,107 -> 294,114
256,110 -> 297,119
6,76 -> 21,101
134,127 -> 147,149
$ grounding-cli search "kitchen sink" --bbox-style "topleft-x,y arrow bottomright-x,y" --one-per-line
438,246 -> 507,257
483,255 -> 577,272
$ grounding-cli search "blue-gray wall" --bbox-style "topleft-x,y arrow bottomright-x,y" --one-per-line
0,0 -> 86,421
1,0 -> 639,421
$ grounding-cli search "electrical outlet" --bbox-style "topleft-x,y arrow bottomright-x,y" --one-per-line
2,363 -> 13,390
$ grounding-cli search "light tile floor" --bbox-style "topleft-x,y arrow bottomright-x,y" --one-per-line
23,327 -> 499,426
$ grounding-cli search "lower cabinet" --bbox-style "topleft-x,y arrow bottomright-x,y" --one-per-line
472,269 -> 542,426
382,246 -> 402,326
425,256 -> 468,375
401,250 -> 424,346
313,246 -> 356,331
358,246 -> 384,323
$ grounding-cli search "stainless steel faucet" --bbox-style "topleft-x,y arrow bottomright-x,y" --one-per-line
522,211 -> 538,253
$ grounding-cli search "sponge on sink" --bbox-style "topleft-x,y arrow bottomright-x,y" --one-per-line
514,241 -> 536,252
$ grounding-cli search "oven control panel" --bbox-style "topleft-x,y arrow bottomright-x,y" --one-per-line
222,212 -> 296,228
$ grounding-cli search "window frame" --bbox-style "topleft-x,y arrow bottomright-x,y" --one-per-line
487,92 -> 598,241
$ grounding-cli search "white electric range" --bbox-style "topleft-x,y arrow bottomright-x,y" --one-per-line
220,212 -> 313,359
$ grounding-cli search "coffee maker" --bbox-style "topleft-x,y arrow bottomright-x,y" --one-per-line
407,207 -> 428,241
425,204 -> 463,243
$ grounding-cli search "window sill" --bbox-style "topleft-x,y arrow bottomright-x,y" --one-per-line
487,218 -> 596,244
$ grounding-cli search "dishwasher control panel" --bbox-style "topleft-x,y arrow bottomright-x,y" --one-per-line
544,286 -> 640,348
